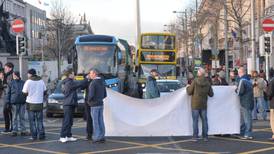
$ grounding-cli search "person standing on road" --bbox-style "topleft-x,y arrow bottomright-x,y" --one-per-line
2,62 -> 14,133
59,69 -> 89,143
82,75 -> 93,140
235,67 -> 254,140
22,69 -> 47,140
187,67 -> 214,142
267,69 -> 274,141
87,69 -> 107,143
251,71 -> 267,120
145,69 -> 160,99
6,71 -> 27,136
0,69 -> 5,98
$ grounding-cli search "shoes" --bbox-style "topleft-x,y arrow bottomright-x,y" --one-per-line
241,136 -> 253,140
92,139 -> 106,144
85,136 -> 92,141
11,132 -> 18,136
203,138 -> 209,142
29,137 -> 37,141
67,137 -> 77,142
39,136 -> 46,140
59,137 -> 68,143
191,137 -> 199,142
20,131 -> 30,136
1,130 -> 11,134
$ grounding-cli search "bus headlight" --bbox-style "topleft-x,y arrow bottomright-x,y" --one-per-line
141,83 -> 146,88
48,98 -> 59,104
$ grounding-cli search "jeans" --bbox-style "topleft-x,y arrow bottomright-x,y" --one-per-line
84,103 -> 93,138
12,104 -> 26,132
192,109 -> 208,138
252,97 -> 267,120
3,103 -> 12,131
90,106 -> 105,141
28,110 -> 45,139
60,106 -> 75,138
240,107 -> 253,137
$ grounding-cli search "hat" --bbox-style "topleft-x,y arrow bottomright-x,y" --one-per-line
28,69 -> 36,76
150,69 -> 158,73
13,71 -> 20,78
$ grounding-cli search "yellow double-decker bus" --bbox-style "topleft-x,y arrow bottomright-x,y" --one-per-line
136,33 -> 177,95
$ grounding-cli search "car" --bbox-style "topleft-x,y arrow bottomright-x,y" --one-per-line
142,79 -> 185,98
46,80 -> 85,117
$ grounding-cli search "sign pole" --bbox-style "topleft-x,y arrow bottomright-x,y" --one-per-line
266,53 -> 269,81
16,34 -> 23,78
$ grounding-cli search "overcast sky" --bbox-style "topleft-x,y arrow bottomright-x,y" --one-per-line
25,0 -> 194,44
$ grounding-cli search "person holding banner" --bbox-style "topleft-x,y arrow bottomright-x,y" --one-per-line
267,69 -> 274,141
187,67 -> 214,142
235,67 -> 254,140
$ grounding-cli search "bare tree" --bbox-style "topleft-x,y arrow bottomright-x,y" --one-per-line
226,0 -> 251,65
45,0 -> 76,77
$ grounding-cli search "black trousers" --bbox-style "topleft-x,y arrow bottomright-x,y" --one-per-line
60,106 -> 75,138
84,102 -> 93,138
3,103 -> 12,131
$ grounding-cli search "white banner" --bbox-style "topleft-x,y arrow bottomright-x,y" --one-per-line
104,86 -> 241,136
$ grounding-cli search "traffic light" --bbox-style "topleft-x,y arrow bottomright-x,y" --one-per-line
16,35 -> 26,55
264,35 -> 271,54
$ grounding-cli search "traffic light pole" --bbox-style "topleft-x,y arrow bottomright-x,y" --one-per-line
266,53 -> 269,81
16,34 -> 23,78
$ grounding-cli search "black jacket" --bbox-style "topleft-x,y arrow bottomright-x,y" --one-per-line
5,79 -> 26,104
88,77 -> 107,107
62,78 -> 88,106
267,77 -> 274,109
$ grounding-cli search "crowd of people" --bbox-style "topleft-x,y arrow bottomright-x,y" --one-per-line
0,61 -> 274,144
0,62 -> 107,144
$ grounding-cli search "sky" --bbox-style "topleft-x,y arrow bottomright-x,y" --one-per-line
25,0 -> 193,45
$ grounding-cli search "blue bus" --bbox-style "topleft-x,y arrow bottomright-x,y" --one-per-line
71,34 -> 132,92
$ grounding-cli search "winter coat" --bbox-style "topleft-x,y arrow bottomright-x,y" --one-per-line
252,77 -> 266,98
145,76 -> 160,99
267,77 -> 274,109
4,70 -> 13,86
88,77 -> 107,107
186,76 -> 214,110
5,79 -> 26,104
62,78 -> 88,106
236,75 -> 254,110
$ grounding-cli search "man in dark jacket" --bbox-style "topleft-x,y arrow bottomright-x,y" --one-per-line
88,68 -> 107,143
267,69 -> 274,141
59,69 -> 88,143
145,69 -> 160,99
235,67 -> 254,140
2,62 -> 14,133
187,67 -> 214,142
6,71 -> 27,136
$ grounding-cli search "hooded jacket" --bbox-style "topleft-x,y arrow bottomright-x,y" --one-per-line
5,79 -> 26,104
145,76 -> 160,99
62,78 -> 88,106
187,76 -> 214,110
88,77 -> 107,107
236,75 -> 254,110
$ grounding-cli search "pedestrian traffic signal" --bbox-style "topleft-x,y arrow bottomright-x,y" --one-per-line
16,35 -> 26,55
264,35 -> 272,54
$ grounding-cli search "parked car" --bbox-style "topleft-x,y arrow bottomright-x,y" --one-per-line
46,80 -> 85,117
143,79 -> 185,98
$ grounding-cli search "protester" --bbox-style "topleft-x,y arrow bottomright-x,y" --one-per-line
145,69 -> 160,99
59,69 -> 89,143
251,71 -> 267,120
82,75 -> 93,140
5,71 -> 27,136
22,69 -> 47,140
235,67 -> 254,140
0,69 -> 4,98
267,69 -> 274,141
87,69 -> 107,143
2,62 -> 14,133
218,71 -> 228,85
187,67 -> 214,142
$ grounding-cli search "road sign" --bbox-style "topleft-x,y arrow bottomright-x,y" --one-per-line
262,18 -> 274,32
12,19 -> 25,33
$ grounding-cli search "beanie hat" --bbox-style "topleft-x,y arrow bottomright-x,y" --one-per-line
28,69 -> 36,76
13,71 -> 20,78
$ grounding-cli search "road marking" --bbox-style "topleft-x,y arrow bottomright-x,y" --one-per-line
81,145 -> 148,154
239,147 -> 274,154
212,136 -> 274,145
155,146 -> 212,154
253,128 -> 272,132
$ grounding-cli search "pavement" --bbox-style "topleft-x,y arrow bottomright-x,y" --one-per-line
0,117 -> 273,154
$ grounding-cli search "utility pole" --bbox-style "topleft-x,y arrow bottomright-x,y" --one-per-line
224,0 -> 229,82
136,0 -> 141,48
251,0 -> 256,72
185,9 -> 189,68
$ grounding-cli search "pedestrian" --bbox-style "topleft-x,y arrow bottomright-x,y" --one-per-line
22,69 -> 47,140
87,68 -> 107,143
0,69 -> 4,98
251,71 -> 267,120
145,69 -> 160,99
218,71 -> 228,85
2,62 -> 14,133
5,71 -> 27,136
267,69 -> 274,141
235,67 -> 254,140
82,74 -> 93,140
59,69 -> 89,143
187,67 -> 214,142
